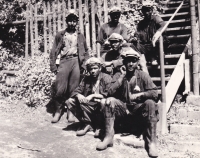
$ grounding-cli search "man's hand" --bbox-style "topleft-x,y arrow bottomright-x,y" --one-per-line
152,31 -> 161,47
77,94 -> 88,104
104,61 -> 113,67
120,66 -> 126,76
129,92 -> 144,101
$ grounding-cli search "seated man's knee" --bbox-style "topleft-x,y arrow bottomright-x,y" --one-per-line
143,99 -> 158,121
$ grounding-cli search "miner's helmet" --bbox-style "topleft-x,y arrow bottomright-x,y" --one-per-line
108,6 -> 121,15
85,57 -> 103,67
65,9 -> 79,21
108,33 -> 124,42
121,47 -> 140,60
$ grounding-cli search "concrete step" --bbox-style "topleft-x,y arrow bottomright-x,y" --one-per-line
170,124 -> 200,136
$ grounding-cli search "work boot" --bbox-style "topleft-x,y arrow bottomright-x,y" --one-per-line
67,110 -> 75,123
94,114 -> 104,138
96,117 -> 115,150
76,124 -> 93,136
51,105 -> 63,123
144,122 -> 158,158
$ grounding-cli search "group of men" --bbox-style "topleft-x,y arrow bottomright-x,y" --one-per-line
49,1 -> 166,157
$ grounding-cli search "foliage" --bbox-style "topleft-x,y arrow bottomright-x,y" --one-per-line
0,51 -> 55,107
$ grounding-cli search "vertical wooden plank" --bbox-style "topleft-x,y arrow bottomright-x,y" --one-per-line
57,0 -> 61,31
97,0 -> 103,26
34,3 -> 38,52
104,0 -> 108,23
183,59 -> 191,94
73,0 -> 76,9
25,4 -> 29,61
62,0 -> 66,29
78,0 -> 84,34
117,0 -> 121,7
30,4 -> 34,56
85,0 -> 91,49
43,2 -> 47,54
48,2 -> 52,49
110,0 -> 115,6
68,0 -> 71,9
52,1 -> 57,36
91,0 -> 96,53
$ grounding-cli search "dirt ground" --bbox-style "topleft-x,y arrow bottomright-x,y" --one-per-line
0,98 -> 200,158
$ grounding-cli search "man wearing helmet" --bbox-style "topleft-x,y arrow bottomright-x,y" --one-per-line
96,6 -> 130,57
132,0 -> 167,66
96,47 -> 159,157
65,57 -> 112,137
49,9 -> 89,124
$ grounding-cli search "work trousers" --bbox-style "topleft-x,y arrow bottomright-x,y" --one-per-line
53,57 -> 80,106
103,97 -> 159,133
65,98 -> 103,128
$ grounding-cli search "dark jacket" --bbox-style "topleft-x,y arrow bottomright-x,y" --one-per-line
108,69 -> 158,104
50,29 -> 89,73
71,72 -> 112,98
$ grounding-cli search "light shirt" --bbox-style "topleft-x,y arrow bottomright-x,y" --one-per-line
61,31 -> 78,56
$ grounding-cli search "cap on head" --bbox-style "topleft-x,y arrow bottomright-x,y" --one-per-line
65,9 -> 78,21
121,47 -> 140,60
108,6 -> 121,15
142,0 -> 154,7
108,33 -> 124,42
85,57 -> 103,67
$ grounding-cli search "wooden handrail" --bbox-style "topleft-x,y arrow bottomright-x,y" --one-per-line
152,0 -> 185,44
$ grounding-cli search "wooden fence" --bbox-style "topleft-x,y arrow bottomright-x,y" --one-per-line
25,0 -> 141,59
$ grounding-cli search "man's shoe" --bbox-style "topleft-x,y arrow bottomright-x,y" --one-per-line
51,112 -> 62,123
76,124 -> 93,136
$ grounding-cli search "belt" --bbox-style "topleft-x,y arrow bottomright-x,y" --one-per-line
63,54 -> 78,59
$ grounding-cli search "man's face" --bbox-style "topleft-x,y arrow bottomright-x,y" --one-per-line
110,12 -> 121,23
142,7 -> 153,19
110,40 -> 121,50
66,17 -> 78,29
124,57 -> 139,72
88,65 -> 101,78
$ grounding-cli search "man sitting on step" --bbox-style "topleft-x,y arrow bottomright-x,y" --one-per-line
65,57 -> 112,137
96,47 -> 159,158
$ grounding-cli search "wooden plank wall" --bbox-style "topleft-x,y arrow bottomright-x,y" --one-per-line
26,0 -> 125,58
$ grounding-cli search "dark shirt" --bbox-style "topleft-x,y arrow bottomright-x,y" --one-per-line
50,29 -> 89,73
136,14 -> 166,44
71,72 -> 112,98
108,69 -> 158,104
101,49 -> 123,72
97,22 -> 129,51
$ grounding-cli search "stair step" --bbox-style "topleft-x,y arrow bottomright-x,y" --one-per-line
168,34 -> 190,39
161,5 -> 189,11
148,65 -> 176,69
159,1 -> 187,5
166,26 -> 191,31
170,19 -> 190,24
160,12 -> 189,18
151,77 -> 170,81
165,54 -> 181,58
170,124 -> 200,136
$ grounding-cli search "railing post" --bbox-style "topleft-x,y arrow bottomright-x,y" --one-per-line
159,36 -> 167,134
190,0 -> 199,95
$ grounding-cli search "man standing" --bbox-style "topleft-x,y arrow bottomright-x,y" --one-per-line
65,57 -> 112,137
132,0 -> 167,65
50,9 -> 89,123
96,6 -> 129,57
97,48 -> 159,158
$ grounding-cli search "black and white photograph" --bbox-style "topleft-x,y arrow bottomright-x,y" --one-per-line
0,0 -> 200,157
